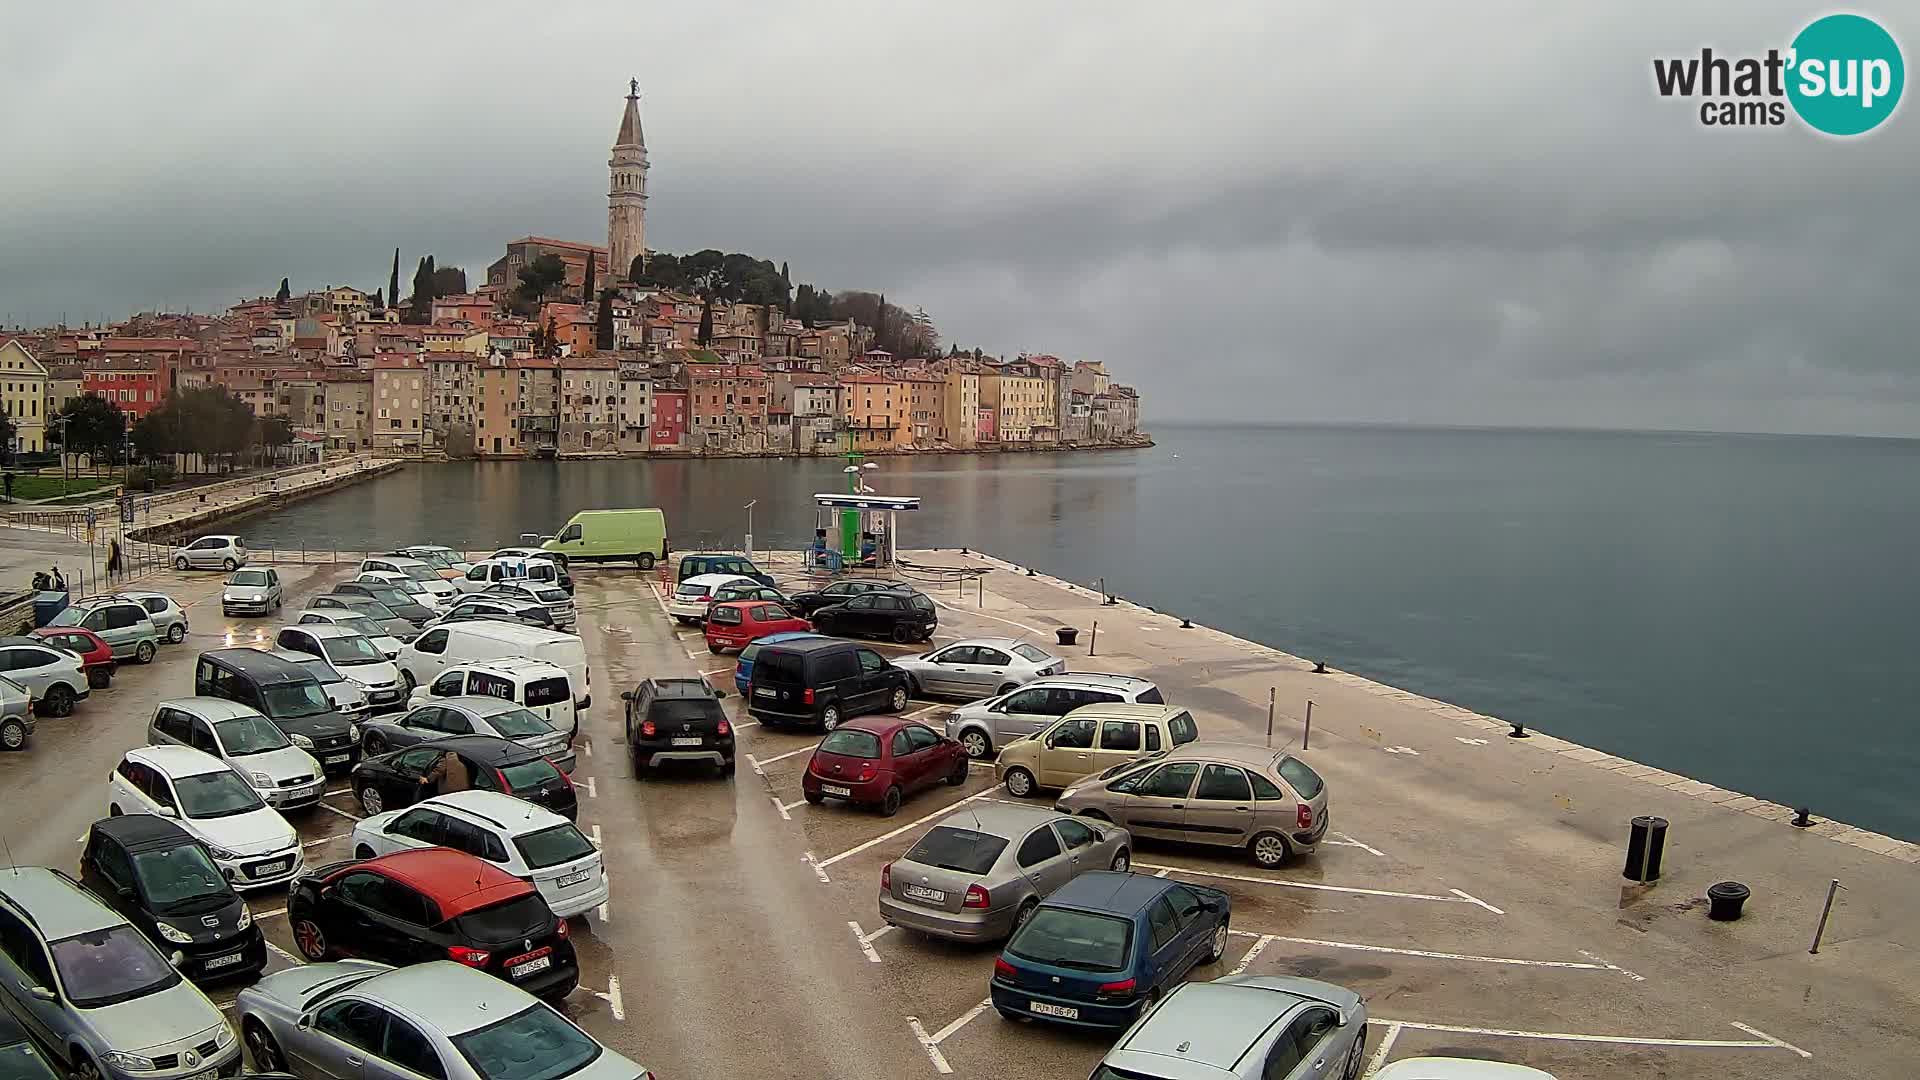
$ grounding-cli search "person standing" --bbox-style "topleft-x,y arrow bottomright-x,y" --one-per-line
419,750 -> 470,796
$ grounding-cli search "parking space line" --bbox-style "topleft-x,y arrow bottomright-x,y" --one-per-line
1232,931 -> 1633,977
817,790 -> 993,869
1228,934 -> 1272,976
749,741 -> 820,773
589,824 -> 602,848
770,796 -> 791,821
325,787 -> 349,797
1361,1022 -> 1401,1078
1369,1018 -> 1811,1056
1327,832 -> 1388,858
1134,862 -> 1504,913
317,802 -> 361,822
266,941 -> 304,966
701,667 -> 730,677
906,1017 -> 953,1074
581,776 -> 597,799
590,976 -> 626,1021
803,851 -> 831,882
596,903 -> 610,923
252,907 -> 286,920
304,832 -> 342,848
1729,1023 -> 1812,1057
780,797 -> 809,812
1578,949 -> 1647,982
903,704 -> 945,720
848,921 -> 884,963
929,594 -> 1045,636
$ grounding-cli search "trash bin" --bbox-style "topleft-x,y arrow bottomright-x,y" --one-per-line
1623,815 -> 1668,882
1707,881 -> 1750,921
1056,627 -> 1080,647
32,591 -> 69,628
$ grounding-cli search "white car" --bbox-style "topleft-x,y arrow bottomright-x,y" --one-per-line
667,573 -> 756,623
0,638 -> 88,716
175,534 -> 247,571
1374,1061 -> 1556,1080
147,697 -> 327,809
268,649 -> 373,719
358,556 -> 460,603
119,590 -> 191,644
273,624 -> 408,711
108,744 -> 303,889
0,675 -> 34,751
479,579 -> 576,629
351,791 -> 609,918
292,608 -> 404,659
408,659 -> 579,743
358,571 -> 447,612
394,545 -> 473,576
222,568 -> 283,617
892,637 -> 1066,700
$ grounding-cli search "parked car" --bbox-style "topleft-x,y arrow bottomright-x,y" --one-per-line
732,631 -> 823,695
0,676 -> 32,751
477,580 -> 576,630
174,534 -> 247,571
330,581 -> 435,626
287,848 -> 578,1000
350,735 -> 577,820
433,594 -> 556,631
746,637 -> 911,731
147,697 -> 326,810
357,571 -> 447,614
273,624 -> 408,711
269,650 -> 373,720
1094,976 -> 1369,1080
409,659 -> 578,744
399,622 -> 589,708
623,677 -> 732,777
705,581 -> 789,608
78,815 -> 268,982
195,649 -> 360,773
541,508 -> 667,568
810,587 -> 938,643
349,791 -> 607,919
0,866 -> 241,1080
362,696 -> 575,774
117,591 -> 189,645
221,568 -> 283,618
45,598 -> 161,664
0,636 -> 89,716
107,745 -> 303,891
801,717 -> 968,816
488,547 -> 571,583
392,545 -> 473,578
666,573 -> 755,624
704,601 -> 811,655
878,805 -> 1131,942
457,556 -> 568,597
675,552 -> 774,587
946,673 -> 1169,760
894,638 -> 1064,701
31,626 -> 116,688
989,871 -> 1231,1029
304,597 -> 420,643
996,703 -> 1200,798
0,1010 -> 62,1080
292,609 -> 405,657
1053,742 -> 1330,868
787,578 -> 913,616
358,557 -> 460,603
235,960 -> 655,1080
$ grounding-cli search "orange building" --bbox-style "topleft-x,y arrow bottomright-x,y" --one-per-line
841,373 -> 907,450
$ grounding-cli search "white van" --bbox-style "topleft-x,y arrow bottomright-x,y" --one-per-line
456,556 -> 563,594
398,620 -> 592,708
406,659 -> 579,742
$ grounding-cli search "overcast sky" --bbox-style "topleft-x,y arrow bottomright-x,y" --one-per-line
3,2 -> 1917,434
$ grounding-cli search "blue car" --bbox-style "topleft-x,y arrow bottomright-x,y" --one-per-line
734,631 -> 826,694
989,871 -> 1231,1029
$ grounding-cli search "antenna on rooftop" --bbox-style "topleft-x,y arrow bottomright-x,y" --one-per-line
0,833 -> 15,874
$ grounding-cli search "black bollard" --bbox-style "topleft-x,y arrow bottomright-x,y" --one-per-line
1624,816 -> 1669,882
1706,881 -> 1750,921
1508,721 -> 1530,738
1056,627 -> 1079,647
1180,617 -> 1192,629
1312,660 -> 1328,674
1792,807 -> 1815,828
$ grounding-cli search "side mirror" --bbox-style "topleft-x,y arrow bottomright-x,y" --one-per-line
168,950 -> 186,968
620,690 -> 635,702
296,1014 -> 312,1031
157,806 -> 177,818
116,885 -> 136,903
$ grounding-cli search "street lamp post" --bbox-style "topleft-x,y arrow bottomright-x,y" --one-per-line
743,499 -> 756,559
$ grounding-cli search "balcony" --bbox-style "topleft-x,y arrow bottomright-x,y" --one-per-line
518,415 -> 559,433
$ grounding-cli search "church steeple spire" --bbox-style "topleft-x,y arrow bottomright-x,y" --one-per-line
608,78 -> 649,283
616,78 -> 644,148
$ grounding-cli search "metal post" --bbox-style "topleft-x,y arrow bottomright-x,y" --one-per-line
1304,699 -> 1313,750
1810,879 -> 1844,954
1266,688 -> 1276,746
744,499 -> 756,559
1088,620 -> 1097,656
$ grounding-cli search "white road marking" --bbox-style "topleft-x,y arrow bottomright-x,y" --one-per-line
1455,737 -> 1489,746
1383,745 -> 1420,755
326,787 -> 349,796
252,907 -> 286,920
927,997 -> 994,1046
1728,1022 -> 1812,1057
864,924 -> 895,944
582,776 -> 597,799
219,1000 -> 237,1012
1362,1022 -> 1402,1078
683,649 -> 701,661
751,742 -> 820,770
967,760 -> 992,769
701,667 -> 730,677
591,976 -> 626,1021
1327,833 -> 1388,858
1134,862 -> 1505,913
769,796 -> 792,821
583,743 -> 593,758
928,593 -> 1044,636
780,797 -> 809,812
317,802 -> 361,822
1370,1018 -> 1810,1056
266,941 -> 304,966
817,790 -> 994,869
903,704 -> 945,720
589,824 -> 603,848
1229,934 -> 1271,976
906,1017 -> 953,1074
803,851 -> 831,882
1236,932 -> 1628,975
1578,949 -> 1647,982
596,903 -> 610,923
848,920 -> 884,963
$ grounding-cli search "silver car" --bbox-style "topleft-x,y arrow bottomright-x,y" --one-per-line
0,674 -> 34,750
1374,1061 -> 1557,1080
1095,976 -> 1368,1080
360,695 -> 576,773
944,672 -> 1165,760
269,650 -> 373,718
46,600 -> 161,665
118,592 -> 189,645
237,960 -> 654,1080
221,568 -> 282,617
0,637 -> 89,716
301,601 -> 418,645
878,804 -> 1131,941
173,534 -> 246,571
893,637 -> 1064,701
0,867 -> 241,1080
293,609 -> 405,658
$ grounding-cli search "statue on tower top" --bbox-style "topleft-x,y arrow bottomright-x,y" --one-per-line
629,77 -> 639,98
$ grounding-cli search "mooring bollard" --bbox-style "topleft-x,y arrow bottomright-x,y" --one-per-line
1624,815 -> 1668,883
1179,617 -> 1192,628
1312,660 -> 1328,674
1792,807 -> 1816,828
1055,627 -> 1079,647
1304,699 -> 1313,750
1707,880 -> 1750,921
1508,721 -> 1530,738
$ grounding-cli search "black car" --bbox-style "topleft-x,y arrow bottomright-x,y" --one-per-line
331,581 -> 434,626
350,735 -> 578,820
0,1011 -> 61,1080
812,588 -> 938,643
623,678 -> 734,777
788,579 -> 913,616
77,816 -> 267,983
195,648 -> 360,773
746,638 -> 911,731
289,850 -> 578,1001
436,595 -> 556,630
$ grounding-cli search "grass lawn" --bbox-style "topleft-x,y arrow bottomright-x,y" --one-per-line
4,474 -> 120,501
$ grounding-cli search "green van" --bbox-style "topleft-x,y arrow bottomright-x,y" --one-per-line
543,508 -> 670,568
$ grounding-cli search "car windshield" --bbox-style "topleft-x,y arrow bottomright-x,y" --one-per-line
454,894 -> 550,942
904,826 -> 1008,875
336,615 -> 387,638
819,729 -> 882,758
364,587 -> 411,607
292,657 -> 346,685
388,577 -> 428,595
1006,908 -> 1132,972
524,678 -> 570,707
214,715 -> 291,755
500,758 -> 563,793
262,682 -> 333,718
320,635 -> 385,666
513,823 -> 595,870
738,642 -> 765,663
451,1003 -> 600,1080
229,570 -> 269,586
1099,753 -> 1165,781
131,845 -> 230,913
45,609 -> 84,628
48,925 -> 180,1009
487,708 -> 553,738
532,587 -> 567,604
176,770 -> 266,818
402,565 -> 440,582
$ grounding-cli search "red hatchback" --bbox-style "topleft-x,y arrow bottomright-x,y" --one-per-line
31,626 -> 115,688
706,600 -> 811,655
802,716 -> 969,816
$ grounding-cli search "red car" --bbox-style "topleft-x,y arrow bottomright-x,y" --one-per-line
705,600 -> 811,655
30,626 -> 115,688
802,716 -> 969,816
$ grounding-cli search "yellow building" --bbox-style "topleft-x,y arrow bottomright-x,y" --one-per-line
842,374 -> 907,450
980,370 -> 1049,443
0,340 -> 50,453
941,369 -> 980,448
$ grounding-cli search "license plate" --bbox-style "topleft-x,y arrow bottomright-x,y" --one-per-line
754,687 -> 775,698
902,884 -> 945,903
822,784 -> 852,797
671,736 -> 703,747
557,869 -> 593,887
202,951 -> 247,970
323,753 -> 349,764
251,859 -> 289,878
185,1068 -> 217,1080
1030,1002 -> 1079,1019
510,955 -> 552,979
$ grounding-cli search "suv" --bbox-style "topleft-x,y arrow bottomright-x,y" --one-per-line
173,534 -> 246,571
273,625 -> 407,711
995,703 -> 1200,798
623,678 -> 734,777
46,599 -> 161,664
411,658 -> 578,743
116,592 -> 189,645
746,638 -> 910,731
78,815 -> 268,983
0,637 -> 89,716
432,594 -> 556,631
676,552 -> 773,587
146,697 -> 326,810
348,791 -> 608,921
194,649 -> 359,772
810,588 -> 937,643
945,674 -> 1166,760
0,866 -> 241,1080
1093,976 -> 1368,1080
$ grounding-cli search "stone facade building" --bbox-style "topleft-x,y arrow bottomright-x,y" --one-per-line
607,79 -> 649,282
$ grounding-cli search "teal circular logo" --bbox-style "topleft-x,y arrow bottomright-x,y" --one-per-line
1788,14 -> 1904,135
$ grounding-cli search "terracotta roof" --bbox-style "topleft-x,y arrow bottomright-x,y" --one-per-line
557,356 -> 618,370
372,356 -> 418,370
509,236 -> 608,255
99,337 -> 196,351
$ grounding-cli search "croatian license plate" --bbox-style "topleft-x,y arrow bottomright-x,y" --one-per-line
251,859 -> 289,878
186,1068 -> 217,1080
557,869 -> 592,888
202,951 -> 246,970
510,955 -> 552,979
1030,1002 -> 1079,1019
822,784 -> 852,797
323,753 -> 349,764
671,736 -> 703,747
754,687 -> 775,698
902,884 -> 945,903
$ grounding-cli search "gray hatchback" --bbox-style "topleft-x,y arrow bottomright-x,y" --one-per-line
1094,975 -> 1368,1080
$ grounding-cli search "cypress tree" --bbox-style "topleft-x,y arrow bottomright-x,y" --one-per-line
596,292 -> 615,351
388,248 -> 400,310
275,278 -> 290,303
697,295 -> 713,346
422,256 -> 437,303
582,254 -> 597,308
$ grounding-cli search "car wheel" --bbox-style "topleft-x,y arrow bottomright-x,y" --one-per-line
400,669 -> 416,690
720,758 -> 736,778
804,788 -> 824,805
1342,1036 -> 1365,1080
1013,898 -> 1038,929
135,641 -> 156,664
1004,767 -> 1036,799
888,686 -> 909,712
354,844 -> 375,860
364,732 -> 387,755
997,683 -> 1017,695
166,623 -> 185,644
108,805 -> 121,817
292,917 -> 330,961
960,730 -> 991,760
632,757 -> 649,780
71,1051 -> 101,1080
1250,831 -> 1290,869
173,556 -> 189,571
891,624 -> 913,644
222,558 -> 238,571
359,786 -> 384,815
0,718 -> 25,751
946,758 -> 968,785
818,704 -> 841,732
675,616 -> 694,626
1207,917 -> 1230,963
879,785 -> 903,817
1110,847 -> 1130,872
638,554 -> 654,570
904,674 -> 921,698
40,684 -> 73,717
707,640 -> 723,654
243,1020 -> 285,1073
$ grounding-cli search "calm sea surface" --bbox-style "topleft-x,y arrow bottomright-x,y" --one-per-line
240,424 -> 1920,841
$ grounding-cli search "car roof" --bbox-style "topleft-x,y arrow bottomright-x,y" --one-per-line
1160,741 -> 1292,768
419,734 -> 543,764
444,622 -> 565,644
1061,703 -> 1185,724
114,591 -> 171,603
931,803 -> 1063,837
354,960 -> 543,1035
682,573 -> 754,587
68,595 -> 144,609
761,637 -> 856,655
948,637 -> 1033,651
0,867 -> 128,939
284,623 -> 363,640
1115,981 -> 1306,1074
752,631 -> 821,645
351,849 -> 531,918
434,695 -> 533,718
129,743 -> 233,777
837,715 -> 910,737
369,555 -> 432,566
1046,870 -> 1170,915
1028,672 -> 1155,691
449,655 -> 568,677
89,813 -> 198,852
642,677 -> 718,700
162,696 -> 271,722
425,790 -> 569,833
682,551 -> 752,560
200,647 -> 312,684
1372,1061 -> 1558,1080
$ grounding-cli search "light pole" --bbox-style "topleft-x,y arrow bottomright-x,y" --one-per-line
743,499 -> 756,559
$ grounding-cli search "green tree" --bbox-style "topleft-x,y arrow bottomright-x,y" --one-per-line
388,248 -> 400,311
56,394 -> 127,471
596,292 -> 616,351
697,295 -> 713,346
0,410 -> 15,466
430,265 -> 466,296
516,254 -> 568,307
370,288 -> 383,310
275,278 -> 290,303
409,257 -> 431,322
258,417 -> 294,465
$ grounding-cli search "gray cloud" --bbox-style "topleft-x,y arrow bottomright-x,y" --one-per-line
3,0 -> 1917,433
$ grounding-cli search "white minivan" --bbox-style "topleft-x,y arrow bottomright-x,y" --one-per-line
397,620 -> 592,708
406,659 -> 579,743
